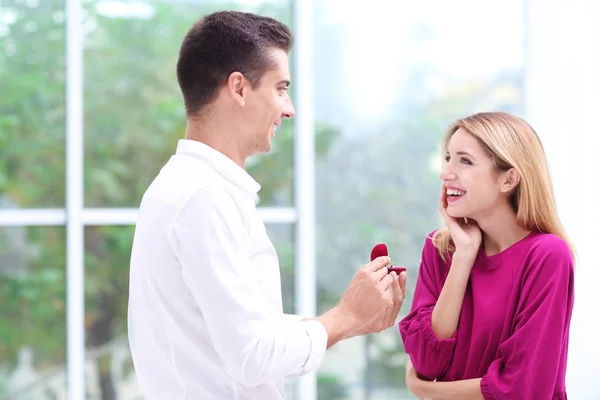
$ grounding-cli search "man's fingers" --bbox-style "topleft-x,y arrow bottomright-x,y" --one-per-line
387,272 -> 403,327
366,256 -> 391,272
390,270 -> 400,290
392,272 -> 403,301
389,272 -> 401,301
399,270 -> 407,295
371,263 -> 390,282
377,272 -> 394,291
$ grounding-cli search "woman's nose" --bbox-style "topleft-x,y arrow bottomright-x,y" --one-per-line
439,165 -> 456,181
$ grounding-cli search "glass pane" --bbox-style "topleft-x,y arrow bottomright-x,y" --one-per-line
0,226 -> 66,399
314,0 -> 525,398
84,223 -> 294,399
84,225 -> 137,399
267,224 -> 295,315
266,224 -> 296,399
0,0 -> 66,208
83,0 -> 294,208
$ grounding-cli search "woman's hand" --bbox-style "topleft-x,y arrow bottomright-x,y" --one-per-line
406,359 -> 484,400
406,359 -> 431,400
439,184 -> 482,261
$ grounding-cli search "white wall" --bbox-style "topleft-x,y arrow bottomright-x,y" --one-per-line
525,0 -> 600,398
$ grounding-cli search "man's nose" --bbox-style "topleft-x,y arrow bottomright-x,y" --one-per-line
282,98 -> 295,119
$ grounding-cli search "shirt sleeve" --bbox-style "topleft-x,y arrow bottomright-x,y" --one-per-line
399,236 -> 456,380
480,238 -> 574,399
168,185 -> 328,386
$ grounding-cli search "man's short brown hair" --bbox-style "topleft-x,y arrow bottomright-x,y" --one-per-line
176,11 -> 293,116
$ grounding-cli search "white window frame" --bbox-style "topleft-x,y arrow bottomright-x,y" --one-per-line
6,0 -> 600,398
0,0 -> 316,399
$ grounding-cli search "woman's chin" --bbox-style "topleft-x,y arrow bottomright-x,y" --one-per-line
449,211 -> 473,222
446,207 -> 462,219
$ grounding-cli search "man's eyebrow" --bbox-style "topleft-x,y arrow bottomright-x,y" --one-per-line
277,79 -> 290,87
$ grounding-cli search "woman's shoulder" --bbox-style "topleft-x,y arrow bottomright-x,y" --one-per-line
518,231 -> 574,279
526,231 -> 572,260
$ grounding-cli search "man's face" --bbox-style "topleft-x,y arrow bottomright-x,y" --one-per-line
242,48 -> 295,156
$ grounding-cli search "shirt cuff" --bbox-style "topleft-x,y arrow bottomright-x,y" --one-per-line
299,319 -> 328,374
281,313 -> 306,323
480,375 -> 495,399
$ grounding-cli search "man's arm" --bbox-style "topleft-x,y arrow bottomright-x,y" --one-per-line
170,186 -> 329,385
169,185 -> 403,385
310,266 -> 406,349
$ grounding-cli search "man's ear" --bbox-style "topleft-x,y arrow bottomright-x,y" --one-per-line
500,167 -> 520,193
227,71 -> 247,106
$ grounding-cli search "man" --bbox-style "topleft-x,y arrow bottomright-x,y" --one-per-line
127,10 -> 407,399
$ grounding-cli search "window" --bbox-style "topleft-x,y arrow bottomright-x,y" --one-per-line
313,0 -> 524,397
6,0 -> 597,399
0,1 -> 299,399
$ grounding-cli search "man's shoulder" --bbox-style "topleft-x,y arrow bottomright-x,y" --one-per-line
141,155 -> 226,208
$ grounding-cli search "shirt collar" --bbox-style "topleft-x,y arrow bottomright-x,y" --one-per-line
175,139 -> 261,196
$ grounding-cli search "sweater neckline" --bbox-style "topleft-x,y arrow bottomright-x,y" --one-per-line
476,230 -> 540,266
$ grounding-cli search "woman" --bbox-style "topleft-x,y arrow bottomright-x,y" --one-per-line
399,112 -> 575,399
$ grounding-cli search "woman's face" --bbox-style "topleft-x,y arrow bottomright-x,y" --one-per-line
440,128 -> 510,220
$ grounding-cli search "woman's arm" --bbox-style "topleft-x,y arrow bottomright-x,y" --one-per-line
399,238 -> 459,380
431,251 -> 475,339
400,230 -> 477,380
431,187 -> 481,340
406,238 -> 574,400
406,360 -> 483,400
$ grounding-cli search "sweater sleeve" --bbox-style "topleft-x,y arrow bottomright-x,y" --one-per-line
480,238 -> 574,400
399,235 -> 456,380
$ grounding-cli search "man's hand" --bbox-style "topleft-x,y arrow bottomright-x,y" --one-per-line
353,269 -> 407,335
338,257 -> 407,336
313,256 -> 407,348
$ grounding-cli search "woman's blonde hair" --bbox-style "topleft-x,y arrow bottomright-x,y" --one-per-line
432,112 -> 575,261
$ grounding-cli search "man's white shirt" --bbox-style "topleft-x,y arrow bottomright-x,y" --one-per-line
127,139 -> 328,399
